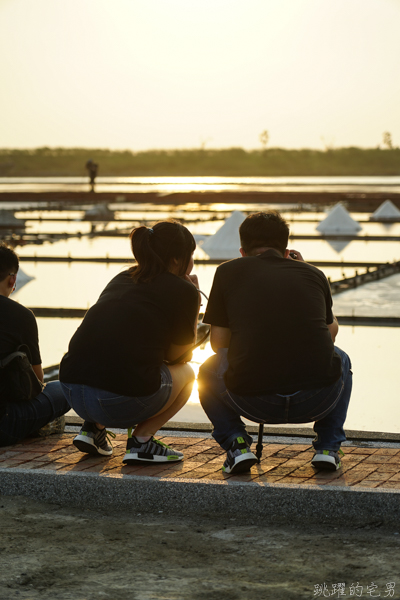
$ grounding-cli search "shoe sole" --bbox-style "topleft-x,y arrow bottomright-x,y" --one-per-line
311,457 -> 340,471
223,453 -> 258,474
122,453 -> 183,464
73,435 -> 113,456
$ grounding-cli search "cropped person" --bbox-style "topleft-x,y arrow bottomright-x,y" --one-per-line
60,220 -> 200,463
0,244 -> 69,447
198,211 -> 352,474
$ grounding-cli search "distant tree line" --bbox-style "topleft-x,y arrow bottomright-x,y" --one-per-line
0,146 -> 399,176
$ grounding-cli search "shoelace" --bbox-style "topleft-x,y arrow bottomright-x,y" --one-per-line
126,428 -> 171,449
98,427 -> 116,447
152,438 -> 170,449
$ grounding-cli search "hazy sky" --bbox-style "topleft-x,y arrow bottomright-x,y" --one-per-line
1,0 -> 399,151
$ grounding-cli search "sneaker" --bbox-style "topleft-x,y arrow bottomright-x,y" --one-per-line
73,421 -> 115,456
311,449 -> 344,471
222,437 -> 257,474
123,435 -> 184,464
37,415 -> 66,437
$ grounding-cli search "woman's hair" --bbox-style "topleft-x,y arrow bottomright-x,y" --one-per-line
129,220 -> 196,283
0,243 -> 19,282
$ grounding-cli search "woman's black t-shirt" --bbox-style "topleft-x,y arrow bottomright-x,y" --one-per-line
60,270 -> 198,397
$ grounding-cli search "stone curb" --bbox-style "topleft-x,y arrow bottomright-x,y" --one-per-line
1,467 -> 399,525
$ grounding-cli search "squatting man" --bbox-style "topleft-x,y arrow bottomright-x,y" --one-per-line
198,211 -> 352,474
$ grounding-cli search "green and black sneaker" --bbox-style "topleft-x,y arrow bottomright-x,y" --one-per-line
311,449 -> 344,471
123,432 -> 184,464
222,436 -> 257,474
73,421 -> 115,456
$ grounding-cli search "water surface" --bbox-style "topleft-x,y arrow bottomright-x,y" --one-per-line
7,195 -> 400,434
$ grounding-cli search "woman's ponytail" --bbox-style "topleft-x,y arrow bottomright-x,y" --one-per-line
129,220 -> 195,283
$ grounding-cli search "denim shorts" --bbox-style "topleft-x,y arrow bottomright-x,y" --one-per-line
61,364 -> 173,428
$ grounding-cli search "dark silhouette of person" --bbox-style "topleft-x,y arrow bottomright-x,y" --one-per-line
86,159 -> 98,192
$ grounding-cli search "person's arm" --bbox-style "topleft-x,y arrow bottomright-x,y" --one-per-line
210,325 -> 231,352
327,315 -> 339,343
165,275 -> 201,363
32,364 -> 44,383
322,268 -> 339,343
289,251 -> 338,343
22,309 -> 43,380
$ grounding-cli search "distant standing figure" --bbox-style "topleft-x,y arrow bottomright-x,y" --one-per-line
86,159 -> 98,192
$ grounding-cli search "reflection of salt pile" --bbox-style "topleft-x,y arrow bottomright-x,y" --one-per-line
316,204 -> 362,235
370,200 -> 400,222
16,268 -> 34,292
201,211 -> 246,259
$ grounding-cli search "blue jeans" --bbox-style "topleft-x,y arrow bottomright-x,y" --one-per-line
0,381 -> 70,447
198,347 -> 352,452
61,364 -> 173,429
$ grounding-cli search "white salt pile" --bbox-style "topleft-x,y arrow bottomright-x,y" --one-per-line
370,200 -> 400,222
0,210 -> 25,228
316,203 -> 362,235
15,268 -> 34,292
201,210 -> 246,259
84,204 -> 114,221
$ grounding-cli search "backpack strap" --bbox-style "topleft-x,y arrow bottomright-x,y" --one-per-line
0,350 -> 29,369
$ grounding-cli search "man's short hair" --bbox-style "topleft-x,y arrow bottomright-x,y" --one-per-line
0,243 -> 19,282
239,211 -> 289,256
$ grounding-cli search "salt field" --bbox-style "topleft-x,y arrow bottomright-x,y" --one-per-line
3,177 -> 400,434
2,175 -> 400,194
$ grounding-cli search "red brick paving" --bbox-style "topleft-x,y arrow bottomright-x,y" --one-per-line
1,433 -> 400,490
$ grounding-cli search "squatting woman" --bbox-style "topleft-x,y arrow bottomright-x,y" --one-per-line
60,221 -> 200,464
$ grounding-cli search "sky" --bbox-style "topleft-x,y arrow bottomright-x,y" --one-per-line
0,0 -> 399,151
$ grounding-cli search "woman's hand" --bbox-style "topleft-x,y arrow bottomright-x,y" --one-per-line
185,274 -> 199,289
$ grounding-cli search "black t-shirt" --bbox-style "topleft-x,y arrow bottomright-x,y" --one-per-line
204,250 -> 342,395
0,296 -> 42,417
60,270 -> 198,397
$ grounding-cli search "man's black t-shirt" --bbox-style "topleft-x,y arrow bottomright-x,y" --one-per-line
204,250 -> 342,395
60,270 -> 198,397
0,296 -> 42,417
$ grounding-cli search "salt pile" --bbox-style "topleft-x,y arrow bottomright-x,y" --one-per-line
201,210 -> 246,259
84,204 -> 114,221
15,268 -> 34,292
370,200 -> 400,222
316,204 -> 361,235
0,210 -> 25,229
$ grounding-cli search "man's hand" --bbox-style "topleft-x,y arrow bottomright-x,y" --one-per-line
287,249 -> 305,262
328,316 -> 339,343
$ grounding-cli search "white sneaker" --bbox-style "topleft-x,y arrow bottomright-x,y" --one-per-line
311,449 -> 344,471
222,437 -> 257,474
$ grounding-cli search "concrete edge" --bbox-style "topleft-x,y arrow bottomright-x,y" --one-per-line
1,468 -> 399,525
